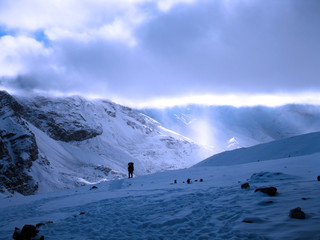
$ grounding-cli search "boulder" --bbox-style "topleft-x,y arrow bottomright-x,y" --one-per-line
289,207 -> 306,219
13,224 -> 44,240
241,183 -> 250,189
255,187 -> 277,196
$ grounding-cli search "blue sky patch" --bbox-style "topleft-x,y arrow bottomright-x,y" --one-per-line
34,30 -> 50,47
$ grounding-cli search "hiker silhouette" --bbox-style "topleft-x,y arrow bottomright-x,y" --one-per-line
128,162 -> 134,178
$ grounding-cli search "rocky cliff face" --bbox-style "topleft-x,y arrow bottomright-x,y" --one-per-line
0,91 -> 39,195
20,96 -> 103,142
0,91 -> 211,196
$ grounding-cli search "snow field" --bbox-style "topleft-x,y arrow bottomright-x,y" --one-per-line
1,152 -> 320,239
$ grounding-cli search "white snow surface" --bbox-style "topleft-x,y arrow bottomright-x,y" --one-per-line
1,133 -> 320,239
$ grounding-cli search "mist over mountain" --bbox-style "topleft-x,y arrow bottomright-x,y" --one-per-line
142,104 -> 320,153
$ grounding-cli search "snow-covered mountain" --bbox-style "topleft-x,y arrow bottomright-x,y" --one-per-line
142,104 -> 320,153
1,131 -> 320,239
0,91 -> 212,195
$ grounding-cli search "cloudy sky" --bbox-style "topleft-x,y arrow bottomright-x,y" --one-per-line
0,0 -> 319,107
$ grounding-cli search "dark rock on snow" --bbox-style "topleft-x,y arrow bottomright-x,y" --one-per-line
36,221 -> 53,228
13,224 -> 44,240
289,207 -> 306,219
241,182 -> 250,189
317,176 -> 320,181
255,187 -> 277,196
258,200 -> 274,206
242,217 -> 265,223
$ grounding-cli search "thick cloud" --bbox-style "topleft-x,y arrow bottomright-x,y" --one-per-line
0,0 -> 319,104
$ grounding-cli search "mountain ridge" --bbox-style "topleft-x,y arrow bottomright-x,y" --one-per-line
0,91 -> 211,195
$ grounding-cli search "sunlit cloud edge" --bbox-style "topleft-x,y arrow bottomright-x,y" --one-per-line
2,86 -> 320,109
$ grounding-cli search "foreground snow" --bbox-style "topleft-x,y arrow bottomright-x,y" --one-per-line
1,150 -> 320,239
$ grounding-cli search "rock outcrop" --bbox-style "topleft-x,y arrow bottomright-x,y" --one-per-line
0,91 -> 39,195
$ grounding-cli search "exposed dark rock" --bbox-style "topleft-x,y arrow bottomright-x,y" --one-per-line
187,179 -> 191,184
317,176 -> 320,181
242,217 -> 265,223
255,187 -> 277,196
289,207 -> 306,219
199,179 -> 203,182
13,224 -> 44,240
258,200 -> 274,206
301,197 -> 309,201
90,186 -> 98,190
174,180 -> 177,184
36,221 -> 53,228
0,91 -> 39,195
80,212 -> 86,215
18,96 -> 103,142
242,219 -> 253,223
21,225 -> 38,239
94,166 -> 112,176
241,182 -> 250,189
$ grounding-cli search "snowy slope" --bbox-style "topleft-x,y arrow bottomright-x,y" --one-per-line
142,104 -> 320,153
195,131 -> 320,167
0,92 -> 212,195
1,132 -> 320,239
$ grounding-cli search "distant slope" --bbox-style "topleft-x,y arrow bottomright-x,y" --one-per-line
142,104 -> 320,153
194,131 -> 320,167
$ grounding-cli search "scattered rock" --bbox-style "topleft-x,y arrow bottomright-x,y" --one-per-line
21,225 -> 38,239
317,176 -> 320,181
199,179 -> 203,182
13,224 -> 44,240
187,179 -> 191,184
80,212 -> 86,215
174,180 -> 177,184
255,187 -> 277,196
289,207 -> 306,219
258,200 -> 274,206
90,186 -> 98,190
36,221 -> 53,228
242,219 -> 253,223
241,183 -> 250,189
195,180 -> 198,182
242,217 -> 265,223
301,197 -> 309,201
